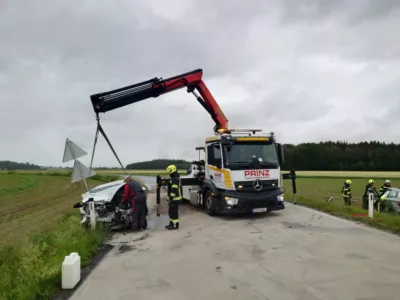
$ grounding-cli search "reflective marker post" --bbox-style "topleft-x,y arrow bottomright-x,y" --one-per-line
88,198 -> 96,230
156,175 -> 161,217
368,193 -> 374,219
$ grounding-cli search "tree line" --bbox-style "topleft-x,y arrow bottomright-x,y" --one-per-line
0,161 -> 42,170
281,141 -> 400,171
4,141 -> 400,171
126,159 -> 192,170
125,141 -> 400,171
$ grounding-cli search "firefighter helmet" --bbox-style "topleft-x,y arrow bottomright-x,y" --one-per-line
346,179 -> 352,184
368,179 -> 374,184
166,164 -> 177,174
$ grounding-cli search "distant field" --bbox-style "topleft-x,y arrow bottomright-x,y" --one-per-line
97,169 -> 166,175
283,170 -> 400,178
0,169 -> 168,176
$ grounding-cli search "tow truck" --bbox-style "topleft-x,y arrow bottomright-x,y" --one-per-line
89,69 -> 297,216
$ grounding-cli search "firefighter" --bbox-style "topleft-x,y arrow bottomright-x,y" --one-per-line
362,179 -> 375,209
165,164 -> 183,230
379,180 -> 391,196
363,179 -> 380,210
122,175 -> 147,231
341,179 -> 352,206
377,180 -> 391,212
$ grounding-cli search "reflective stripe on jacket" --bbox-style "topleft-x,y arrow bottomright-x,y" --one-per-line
341,184 -> 351,198
167,176 -> 182,201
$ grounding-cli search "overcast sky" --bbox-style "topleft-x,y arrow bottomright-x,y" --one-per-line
1,0 -> 400,167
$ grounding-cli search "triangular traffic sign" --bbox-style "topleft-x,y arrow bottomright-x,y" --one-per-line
63,138 -> 88,163
70,159 -> 96,183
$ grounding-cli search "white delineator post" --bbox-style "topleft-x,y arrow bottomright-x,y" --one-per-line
368,193 -> 374,219
89,200 -> 96,230
62,252 -> 81,289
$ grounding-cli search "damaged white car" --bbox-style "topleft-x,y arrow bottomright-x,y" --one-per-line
73,180 -> 148,229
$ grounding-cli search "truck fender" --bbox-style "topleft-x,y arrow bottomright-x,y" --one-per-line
202,179 -> 220,196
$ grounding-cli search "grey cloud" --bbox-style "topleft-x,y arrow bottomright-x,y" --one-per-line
279,0 -> 400,24
279,0 -> 343,23
277,0 -> 400,64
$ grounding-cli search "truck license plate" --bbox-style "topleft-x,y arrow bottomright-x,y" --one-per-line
252,208 -> 267,213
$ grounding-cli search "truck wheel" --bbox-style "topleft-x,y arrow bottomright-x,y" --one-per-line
205,190 -> 217,216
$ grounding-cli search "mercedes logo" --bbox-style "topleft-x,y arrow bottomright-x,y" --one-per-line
253,179 -> 263,191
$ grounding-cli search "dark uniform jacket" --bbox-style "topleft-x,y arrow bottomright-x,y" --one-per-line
379,183 -> 390,196
341,183 -> 351,198
167,173 -> 182,201
123,180 -> 144,203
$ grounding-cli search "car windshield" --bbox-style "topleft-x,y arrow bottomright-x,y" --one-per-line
224,142 -> 279,168
386,189 -> 398,198
89,183 -> 122,193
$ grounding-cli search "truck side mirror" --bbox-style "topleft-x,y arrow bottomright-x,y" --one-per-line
276,143 -> 284,165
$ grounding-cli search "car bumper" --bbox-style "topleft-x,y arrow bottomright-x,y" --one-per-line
218,189 -> 285,214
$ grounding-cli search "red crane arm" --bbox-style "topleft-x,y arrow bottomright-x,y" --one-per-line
90,69 -> 229,131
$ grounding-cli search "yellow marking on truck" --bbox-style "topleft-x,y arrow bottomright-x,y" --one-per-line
208,165 -> 233,188
236,137 -> 269,141
205,136 -> 220,142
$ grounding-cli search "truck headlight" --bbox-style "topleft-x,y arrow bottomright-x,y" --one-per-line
277,194 -> 284,202
225,197 -> 238,206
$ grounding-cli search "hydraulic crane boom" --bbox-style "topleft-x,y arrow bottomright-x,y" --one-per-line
90,69 -> 229,132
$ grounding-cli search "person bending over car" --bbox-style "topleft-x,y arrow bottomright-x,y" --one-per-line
122,175 -> 147,231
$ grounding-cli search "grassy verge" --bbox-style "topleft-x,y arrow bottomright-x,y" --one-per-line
0,214 -> 108,300
0,173 -> 120,300
285,193 -> 400,234
0,171 -> 151,300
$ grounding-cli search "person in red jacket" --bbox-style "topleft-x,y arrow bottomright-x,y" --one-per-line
122,175 -> 147,231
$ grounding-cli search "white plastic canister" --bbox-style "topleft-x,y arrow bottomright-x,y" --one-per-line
61,252 -> 81,289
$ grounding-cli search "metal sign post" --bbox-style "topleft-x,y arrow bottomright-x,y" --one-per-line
63,138 -> 97,229
67,141 -> 89,192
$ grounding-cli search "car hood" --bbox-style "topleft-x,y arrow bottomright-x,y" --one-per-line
82,180 -> 125,203
81,179 -> 148,203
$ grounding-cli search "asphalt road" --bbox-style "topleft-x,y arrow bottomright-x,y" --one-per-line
70,193 -> 400,300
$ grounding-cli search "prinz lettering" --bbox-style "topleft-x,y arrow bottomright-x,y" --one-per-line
244,170 -> 270,177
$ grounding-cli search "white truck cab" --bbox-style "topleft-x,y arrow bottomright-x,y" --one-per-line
178,129 -> 286,215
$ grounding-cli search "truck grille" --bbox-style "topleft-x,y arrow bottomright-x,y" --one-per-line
234,179 -> 279,192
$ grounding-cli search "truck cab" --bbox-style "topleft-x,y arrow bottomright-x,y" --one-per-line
181,129 -> 285,215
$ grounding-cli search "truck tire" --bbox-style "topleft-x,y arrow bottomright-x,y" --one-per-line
205,189 -> 217,216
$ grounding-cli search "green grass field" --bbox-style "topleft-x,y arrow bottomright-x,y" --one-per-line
0,173 -> 121,300
283,176 -> 400,234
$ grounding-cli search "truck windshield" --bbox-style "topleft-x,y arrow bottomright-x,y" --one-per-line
223,142 -> 279,169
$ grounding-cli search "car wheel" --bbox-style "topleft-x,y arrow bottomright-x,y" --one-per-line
387,207 -> 396,215
205,190 -> 217,216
